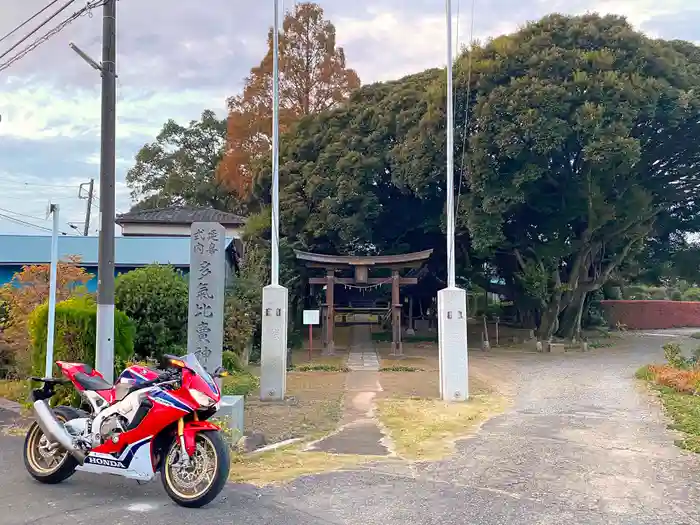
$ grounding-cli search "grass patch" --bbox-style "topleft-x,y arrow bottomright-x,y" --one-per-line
638,364 -> 700,453
0,380 -> 30,403
379,366 -> 424,372
222,372 -> 260,396
292,364 -> 349,372
229,447 -> 375,486
376,394 -> 507,461
589,340 -> 614,349
654,386 -> 700,452
635,365 -> 654,381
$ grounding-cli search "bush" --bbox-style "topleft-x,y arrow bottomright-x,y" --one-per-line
646,365 -> 700,395
223,292 -> 256,365
623,285 -> 652,300
670,289 -> 683,301
28,295 -> 135,379
115,265 -> 188,361
222,350 -> 245,373
0,258 -> 92,377
683,287 -> 700,302
221,372 -> 259,396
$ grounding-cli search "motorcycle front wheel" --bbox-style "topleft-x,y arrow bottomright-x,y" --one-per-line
161,430 -> 230,508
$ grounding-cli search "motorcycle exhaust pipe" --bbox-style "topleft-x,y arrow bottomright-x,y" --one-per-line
32,400 -> 86,465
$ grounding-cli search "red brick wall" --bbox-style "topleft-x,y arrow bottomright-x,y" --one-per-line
600,300 -> 700,330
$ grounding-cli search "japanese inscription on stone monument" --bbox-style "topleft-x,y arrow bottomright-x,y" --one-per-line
187,222 -> 225,374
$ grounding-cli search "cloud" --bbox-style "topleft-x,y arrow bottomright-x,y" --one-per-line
0,0 -> 698,236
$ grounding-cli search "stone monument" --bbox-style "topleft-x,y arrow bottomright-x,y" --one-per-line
187,222 -> 226,376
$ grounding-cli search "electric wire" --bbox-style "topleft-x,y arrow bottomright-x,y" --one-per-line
0,0 -> 77,63
0,212 -> 54,234
0,0 -> 106,73
0,0 -> 63,45
0,206 -> 45,222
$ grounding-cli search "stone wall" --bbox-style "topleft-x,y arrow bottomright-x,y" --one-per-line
600,300 -> 700,329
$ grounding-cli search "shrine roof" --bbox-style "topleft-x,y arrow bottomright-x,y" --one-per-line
294,249 -> 433,268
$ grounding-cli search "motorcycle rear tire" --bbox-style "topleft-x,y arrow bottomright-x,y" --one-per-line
23,405 -> 81,484
161,430 -> 230,508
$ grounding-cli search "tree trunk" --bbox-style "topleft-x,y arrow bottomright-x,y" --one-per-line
537,293 -> 562,340
557,289 -> 587,340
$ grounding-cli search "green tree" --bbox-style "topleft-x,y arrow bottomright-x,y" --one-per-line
126,110 -> 243,213
460,14 -> 700,339
252,69 -> 451,259
114,265 -> 189,360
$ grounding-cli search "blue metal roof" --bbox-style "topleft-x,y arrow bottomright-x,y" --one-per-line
0,235 -> 234,267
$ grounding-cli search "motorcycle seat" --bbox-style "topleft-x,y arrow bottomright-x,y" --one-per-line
74,372 -> 113,392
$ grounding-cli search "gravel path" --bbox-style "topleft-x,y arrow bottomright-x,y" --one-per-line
2,331 -> 700,524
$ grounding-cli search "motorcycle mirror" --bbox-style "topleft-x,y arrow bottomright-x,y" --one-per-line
213,366 -> 229,378
160,354 -> 185,369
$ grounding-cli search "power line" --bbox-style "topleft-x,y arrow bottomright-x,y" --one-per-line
0,207 -> 74,235
0,0 -> 106,73
0,206 -> 45,222
0,212 -> 52,233
0,0 -> 77,63
3,181 -> 77,189
0,0 -> 63,45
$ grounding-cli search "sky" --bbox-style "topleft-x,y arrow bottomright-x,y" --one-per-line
0,0 -> 698,237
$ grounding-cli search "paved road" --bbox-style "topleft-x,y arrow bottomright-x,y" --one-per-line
2,332 -> 700,524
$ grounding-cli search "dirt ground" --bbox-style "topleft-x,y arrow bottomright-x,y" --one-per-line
243,370 -> 347,443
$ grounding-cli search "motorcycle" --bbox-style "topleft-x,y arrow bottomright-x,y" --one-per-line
23,353 -> 231,508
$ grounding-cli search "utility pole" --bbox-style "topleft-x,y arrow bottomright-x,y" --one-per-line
70,4 -> 116,381
78,178 -> 94,236
97,0 -> 116,382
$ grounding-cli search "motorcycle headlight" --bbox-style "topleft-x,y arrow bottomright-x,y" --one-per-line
188,388 -> 215,408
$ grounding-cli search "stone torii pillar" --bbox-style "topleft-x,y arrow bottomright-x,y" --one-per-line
391,269 -> 403,356
324,269 -> 335,355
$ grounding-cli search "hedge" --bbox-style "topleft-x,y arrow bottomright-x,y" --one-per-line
28,295 -> 135,378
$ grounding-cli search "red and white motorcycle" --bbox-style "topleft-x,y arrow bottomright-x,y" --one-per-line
24,354 -> 230,508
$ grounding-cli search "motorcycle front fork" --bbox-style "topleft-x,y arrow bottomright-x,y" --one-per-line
175,413 -> 199,468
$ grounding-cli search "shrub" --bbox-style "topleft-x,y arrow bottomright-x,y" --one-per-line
623,285 -> 651,300
114,265 -> 188,361
683,288 -> 700,302
223,292 -> 256,365
29,295 -> 135,379
222,350 -> 245,373
221,372 -> 259,396
0,258 -> 92,377
663,342 -> 687,369
670,289 -> 683,301
646,365 -> 700,395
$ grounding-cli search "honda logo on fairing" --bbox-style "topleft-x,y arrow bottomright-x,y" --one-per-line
85,457 -> 125,468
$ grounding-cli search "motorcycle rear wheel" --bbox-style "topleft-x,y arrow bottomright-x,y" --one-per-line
23,406 -> 80,484
161,430 -> 230,508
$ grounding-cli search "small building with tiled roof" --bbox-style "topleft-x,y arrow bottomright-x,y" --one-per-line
115,207 -> 245,239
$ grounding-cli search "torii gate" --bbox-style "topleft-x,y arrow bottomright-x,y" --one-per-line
295,249 -> 433,355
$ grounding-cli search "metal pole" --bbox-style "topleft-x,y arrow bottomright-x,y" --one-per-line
96,0 -> 117,383
44,204 -> 59,378
83,178 -> 94,236
270,0 -> 280,286
446,0 -> 456,288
